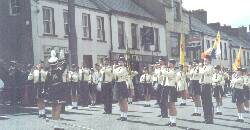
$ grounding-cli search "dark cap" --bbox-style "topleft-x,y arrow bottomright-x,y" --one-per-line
215,65 -> 221,70
193,59 -> 200,63
168,59 -> 176,65
104,57 -> 109,61
159,58 -> 165,62
242,68 -> 247,72
71,64 -> 77,68
205,55 -> 212,60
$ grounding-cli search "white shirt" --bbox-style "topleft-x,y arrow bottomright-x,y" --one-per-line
176,71 -> 187,91
162,68 -> 176,87
31,69 -> 47,83
199,64 -> 214,84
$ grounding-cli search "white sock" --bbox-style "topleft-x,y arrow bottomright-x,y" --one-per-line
245,107 -> 249,111
38,110 -> 42,115
72,102 -> 77,107
41,109 -> 45,115
128,98 -> 132,102
195,107 -> 199,113
120,113 -> 123,117
240,113 -> 244,119
183,99 -> 186,104
124,112 -> 127,118
238,113 -> 241,119
216,106 -> 220,112
172,116 -> 176,123
169,116 -> 173,122
198,107 -> 201,113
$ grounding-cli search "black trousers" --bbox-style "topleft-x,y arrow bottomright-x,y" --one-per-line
201,84 -> 214,122
102,82 -> 113,113
159,85 -> 168,117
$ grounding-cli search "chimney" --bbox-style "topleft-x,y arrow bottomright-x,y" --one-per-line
191,9 -> 207,24
208,22 -> 220,31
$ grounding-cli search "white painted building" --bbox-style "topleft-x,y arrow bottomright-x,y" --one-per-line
30,0 -> 111,67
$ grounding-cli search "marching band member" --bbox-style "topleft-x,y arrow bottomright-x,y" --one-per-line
140,67 -> 153,107
113,57 -> 129,121
69,64 -> 80,109
28,63 -> 47,118
199,55 -> 214,124
242,68 -> 250,113
157,58 -> 168,118
100,57 -> 114,114
212,65 -> 225,115
46,50 -> 67,120
188,59 -> 202,116
89,64 -> 102,106
79,63 -> 91,106
126,65 -> 138,105
176,65 -> 188,106
162,59 -> 177,127
231,67 -> 245,122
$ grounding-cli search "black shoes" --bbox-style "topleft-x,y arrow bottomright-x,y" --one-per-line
38,114 -> 46,119
157,115 -> 168,118
121,117 -> 127,121
166,122 -> 176,127
180,103 -> 186,106
192,113 -> 201,116
103,112 -> 112,114
72,107 -> 78,110
128,102 -> 133,104
236,119 -> 244,122
117,117 -> 127,121
245,110 -> 249,113
203,120 -> 213,124
215,112 -> 223,115
144,104 -> 151,107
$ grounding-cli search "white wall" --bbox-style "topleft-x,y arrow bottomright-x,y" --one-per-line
30,0 -> 111,65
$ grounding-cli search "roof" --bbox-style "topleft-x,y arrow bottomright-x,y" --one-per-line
51,0 -> 109,11
96,0 -> 158,22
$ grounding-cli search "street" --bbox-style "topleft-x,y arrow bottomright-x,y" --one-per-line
0,97 -> 249,130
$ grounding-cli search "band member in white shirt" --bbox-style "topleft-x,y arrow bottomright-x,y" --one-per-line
176,65 -> 188,106
140,67 -> 153,107
28,63 -> 47,118
100,57 -> 114,114
212,65 -> 225,115
242,68 -> 250,113
199,55 -> 214,124
187,59 -> 202,116
113,57 -> 129,121
69,64 -> 79,109
232,67 -> 245,122
162,59 -> 178,127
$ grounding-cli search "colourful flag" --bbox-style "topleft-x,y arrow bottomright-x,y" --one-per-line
179,34 -> 185,65
201,31 -> 221,59
232,47 -> 242,71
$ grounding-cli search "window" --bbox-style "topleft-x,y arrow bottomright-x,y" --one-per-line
118,21 -> 125,49
243,51 -> 246,66
154,28 -> 160,51
233,50 -> 236,61
224,43 -> 228,60
170,33 -> 179,57
247,52 -> 250,66
206,40 -> 210,49
10,0 -> 20,16
173,2 -> 181,21
131,24 -> 138,50
43,7 -> 54,34
220,42 -> 223,59
96,16 -> 105,41
82,13 -> 91,39
63,10 -> 69,35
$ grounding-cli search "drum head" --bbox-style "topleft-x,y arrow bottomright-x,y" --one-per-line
0,79 -> 4,89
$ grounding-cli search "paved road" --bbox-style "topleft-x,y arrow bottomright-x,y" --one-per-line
0,97 -> 249,130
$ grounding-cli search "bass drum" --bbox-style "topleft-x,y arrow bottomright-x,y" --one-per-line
0,78 -> 4,90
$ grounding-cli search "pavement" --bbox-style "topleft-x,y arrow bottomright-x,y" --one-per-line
0,97 -> 249,130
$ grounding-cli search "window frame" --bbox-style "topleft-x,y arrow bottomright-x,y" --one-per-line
154,28 -> 160,52
42,6 -> 55,35
63,10 -> 69,36
96,16 -> 105,41
10,0 -> 21,16
82,13 -> 91,39
118,21 -> 125,49
131,23 -> 139,50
